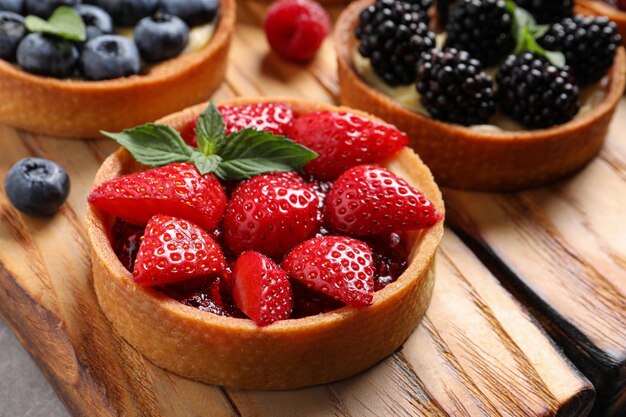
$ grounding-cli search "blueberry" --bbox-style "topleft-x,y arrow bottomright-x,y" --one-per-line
81,35 -> 140,80
0,0 -> 23,14
159,0 -> 219,26
17,33 -> 78,77
74,4 -> 113,40
90,0 -> 158,27
24,0 -> 81,19
134,14 -> 188,62
0,11 -> 25,60
4,158 -> 70,217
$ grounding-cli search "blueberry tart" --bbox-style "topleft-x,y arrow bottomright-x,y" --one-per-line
0,0 -> 234,137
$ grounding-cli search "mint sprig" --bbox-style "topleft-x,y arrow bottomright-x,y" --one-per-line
194,103 -> 226,155
102,102 -> 318,181
505,0 -> 565,68
25,6 -> 86,42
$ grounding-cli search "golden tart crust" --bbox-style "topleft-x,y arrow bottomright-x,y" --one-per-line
0,0 -> 235,139
335,0 -> 626,191
86,97 -> 445,390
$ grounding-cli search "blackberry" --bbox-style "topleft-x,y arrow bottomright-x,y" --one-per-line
416,48 -> 496,125
540,15 -> 621,85
496,53 -> 580,129
406,0 -> 434,15
445,0 -> 514,67
513,0 -> 573,24
356,0 -> 436,86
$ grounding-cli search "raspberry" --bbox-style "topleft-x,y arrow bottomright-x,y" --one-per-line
263,0 -> 331,62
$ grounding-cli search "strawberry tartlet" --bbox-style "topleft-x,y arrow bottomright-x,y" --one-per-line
86,98 -> 444,389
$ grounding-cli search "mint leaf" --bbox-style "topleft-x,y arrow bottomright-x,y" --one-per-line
544,50 -> 566,68
25,6 -> 86,41
531,24 -> 549,39
215,128 -> 317,180
191,152 -> 222,175
214,159 -> 304,181
195,102 -> 226,156
504,0 -> 517,14
102,103 -> 317,181
102,125 -> 193,167
507,0 -> 566,68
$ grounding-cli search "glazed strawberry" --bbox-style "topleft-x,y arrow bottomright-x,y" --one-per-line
222,173 -> 320,258
264,0 -> 331,62
181,103 -> 294,146
283,236 -> 375,307
289,112 -> 409,180
232,251 -> 293,326
133,215 -> 226,286
324,165 -> 442,236
88,163 -> 227,231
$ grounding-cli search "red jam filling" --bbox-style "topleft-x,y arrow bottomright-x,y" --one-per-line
111,175 -> 410,319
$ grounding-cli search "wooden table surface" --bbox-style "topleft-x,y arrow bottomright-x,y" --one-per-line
0,2 -> 624,417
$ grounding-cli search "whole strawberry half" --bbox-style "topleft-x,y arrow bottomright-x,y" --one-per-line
232,251 -> 294,326
283,236 -> 375,307
222,173 -> 320,258
324,165 -> 443,236
133,215 -> 227,286
289,111 -> 409,180
181,102 -> 295,146
88,163 -> 227,232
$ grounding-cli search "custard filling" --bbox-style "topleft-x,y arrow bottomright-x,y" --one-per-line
353,49 -> 608,132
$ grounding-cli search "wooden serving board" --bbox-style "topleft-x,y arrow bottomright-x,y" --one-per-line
0,2 -> 623,416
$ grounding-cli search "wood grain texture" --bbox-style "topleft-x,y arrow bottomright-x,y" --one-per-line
444,101 -> 626,417
0,1 -> 618,416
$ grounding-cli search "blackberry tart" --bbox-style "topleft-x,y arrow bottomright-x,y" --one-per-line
0,0 -> 235,137
86,97 -> 444,389
336,0 -> 626,190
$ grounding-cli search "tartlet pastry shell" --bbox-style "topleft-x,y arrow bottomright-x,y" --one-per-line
335,0 -> 626,191
86,98 -> 445,390
0,0 -> 235,138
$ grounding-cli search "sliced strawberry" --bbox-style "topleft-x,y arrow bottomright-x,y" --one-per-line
232,251 -> 293,326
133,215 -> 227,286
324,165 -> 443,236
88,163 -> 227,231
222,172 -> 320,258
289,111 -> 409,180
283,236 -> 375,307
181,103 -> 295,146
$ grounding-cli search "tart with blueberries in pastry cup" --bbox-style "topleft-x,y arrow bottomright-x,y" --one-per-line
336,0 -> 626,190
0,0 -> 234,138
86,97 -> 444,389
